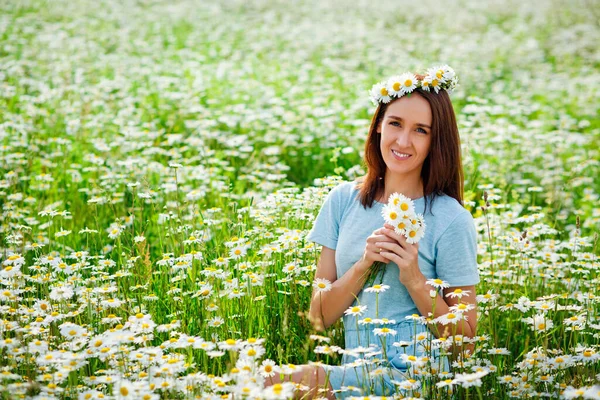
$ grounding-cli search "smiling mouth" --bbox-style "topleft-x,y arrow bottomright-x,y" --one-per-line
392,149 -> 412,159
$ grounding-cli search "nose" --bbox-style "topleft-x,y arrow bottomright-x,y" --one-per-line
395,128 -> 411,148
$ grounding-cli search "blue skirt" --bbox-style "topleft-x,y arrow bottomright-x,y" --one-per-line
320,320 -> 450,398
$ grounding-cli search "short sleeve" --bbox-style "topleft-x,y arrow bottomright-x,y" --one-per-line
306,184 -> 345,250
434,210 -> 480,286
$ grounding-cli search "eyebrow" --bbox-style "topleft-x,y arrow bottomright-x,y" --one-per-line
387,115 -> 431,129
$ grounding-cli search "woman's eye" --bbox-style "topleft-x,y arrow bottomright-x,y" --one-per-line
416,127 -> 427,134
389,121 -> 400,127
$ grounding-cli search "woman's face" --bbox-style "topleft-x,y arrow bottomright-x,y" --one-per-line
378,93 -> 432,183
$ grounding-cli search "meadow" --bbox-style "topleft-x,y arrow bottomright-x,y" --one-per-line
0,0 -> 599,398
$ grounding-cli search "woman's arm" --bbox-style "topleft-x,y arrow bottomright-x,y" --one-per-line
307,246 -> 372,330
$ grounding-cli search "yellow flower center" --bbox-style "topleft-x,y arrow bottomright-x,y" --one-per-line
400,203 -> 409,211
404,79 -> 413,87
389,212 -> 397,220
380,87 -> 388,96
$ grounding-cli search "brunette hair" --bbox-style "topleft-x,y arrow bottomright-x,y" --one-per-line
355,87 -> 464,215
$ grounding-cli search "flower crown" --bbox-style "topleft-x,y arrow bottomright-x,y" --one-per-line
369,65 -> 458,106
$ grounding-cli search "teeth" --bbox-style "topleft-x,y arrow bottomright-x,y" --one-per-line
392,149 -> 411,158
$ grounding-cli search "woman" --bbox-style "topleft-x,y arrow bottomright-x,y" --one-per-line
265,66 -> 480,399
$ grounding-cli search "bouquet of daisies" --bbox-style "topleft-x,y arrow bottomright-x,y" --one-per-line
365,193 -> 426,286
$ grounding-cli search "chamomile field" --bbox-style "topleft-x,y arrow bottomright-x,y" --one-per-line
0,0 -> 599,399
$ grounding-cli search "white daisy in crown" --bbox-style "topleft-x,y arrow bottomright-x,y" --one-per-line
398,72 -> 418,95
428,65 -> 452,83
420,77 -> 432,92
386,75 -> 405,97
424,71 -> 442,94
369,65 -> 459,105
370,81 -> 392,105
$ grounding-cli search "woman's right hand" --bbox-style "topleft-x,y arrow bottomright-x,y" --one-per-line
360,227 -> 395,267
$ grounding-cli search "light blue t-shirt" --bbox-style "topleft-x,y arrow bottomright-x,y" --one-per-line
306,180 -> 480,330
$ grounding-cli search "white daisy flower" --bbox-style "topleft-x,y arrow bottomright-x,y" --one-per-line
436,312 -> 467,325
522,314 -> 553,332
398,72 -> 418,95
381,203 -> 402,224
391,217 -> 411,235
387,192 -> 414,212
450,302 -> 475,313
241,345 -> 265,360
369,81 -> 392,105
428,65 -> 451,83
386,75 -> 405,97
259,359 -> 278,378
229,243 -> 249,259
420,77 -> 432,92
405,221 -> 426,244
423,71 -> 442,93
373,327 -> 397,336
445,288 -> 471,299
207,316 -> 225,328
364,284 -> 390,293
426,278 -> 450,289
313,278 -> 332,293
344,304 -> 367,316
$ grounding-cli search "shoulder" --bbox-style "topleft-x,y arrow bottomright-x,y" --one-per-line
427,194 -> 474,236
429,193 -> 469,216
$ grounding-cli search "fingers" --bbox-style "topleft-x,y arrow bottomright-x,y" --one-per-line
381,224 -> 407,244
366,243 -> 391,264
375,241 -> 409,258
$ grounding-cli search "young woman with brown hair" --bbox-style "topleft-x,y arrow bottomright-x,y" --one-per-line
265,66 -> 479,399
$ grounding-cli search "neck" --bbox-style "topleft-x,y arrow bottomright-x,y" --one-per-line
380,171 -> 424,201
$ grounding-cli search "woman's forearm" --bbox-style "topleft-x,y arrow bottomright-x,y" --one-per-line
308,259 -> 371,330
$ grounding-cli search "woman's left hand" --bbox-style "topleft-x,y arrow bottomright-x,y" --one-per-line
375,223 -> 426,290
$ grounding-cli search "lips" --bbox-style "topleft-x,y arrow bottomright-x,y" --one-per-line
391,149 -> 412,160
